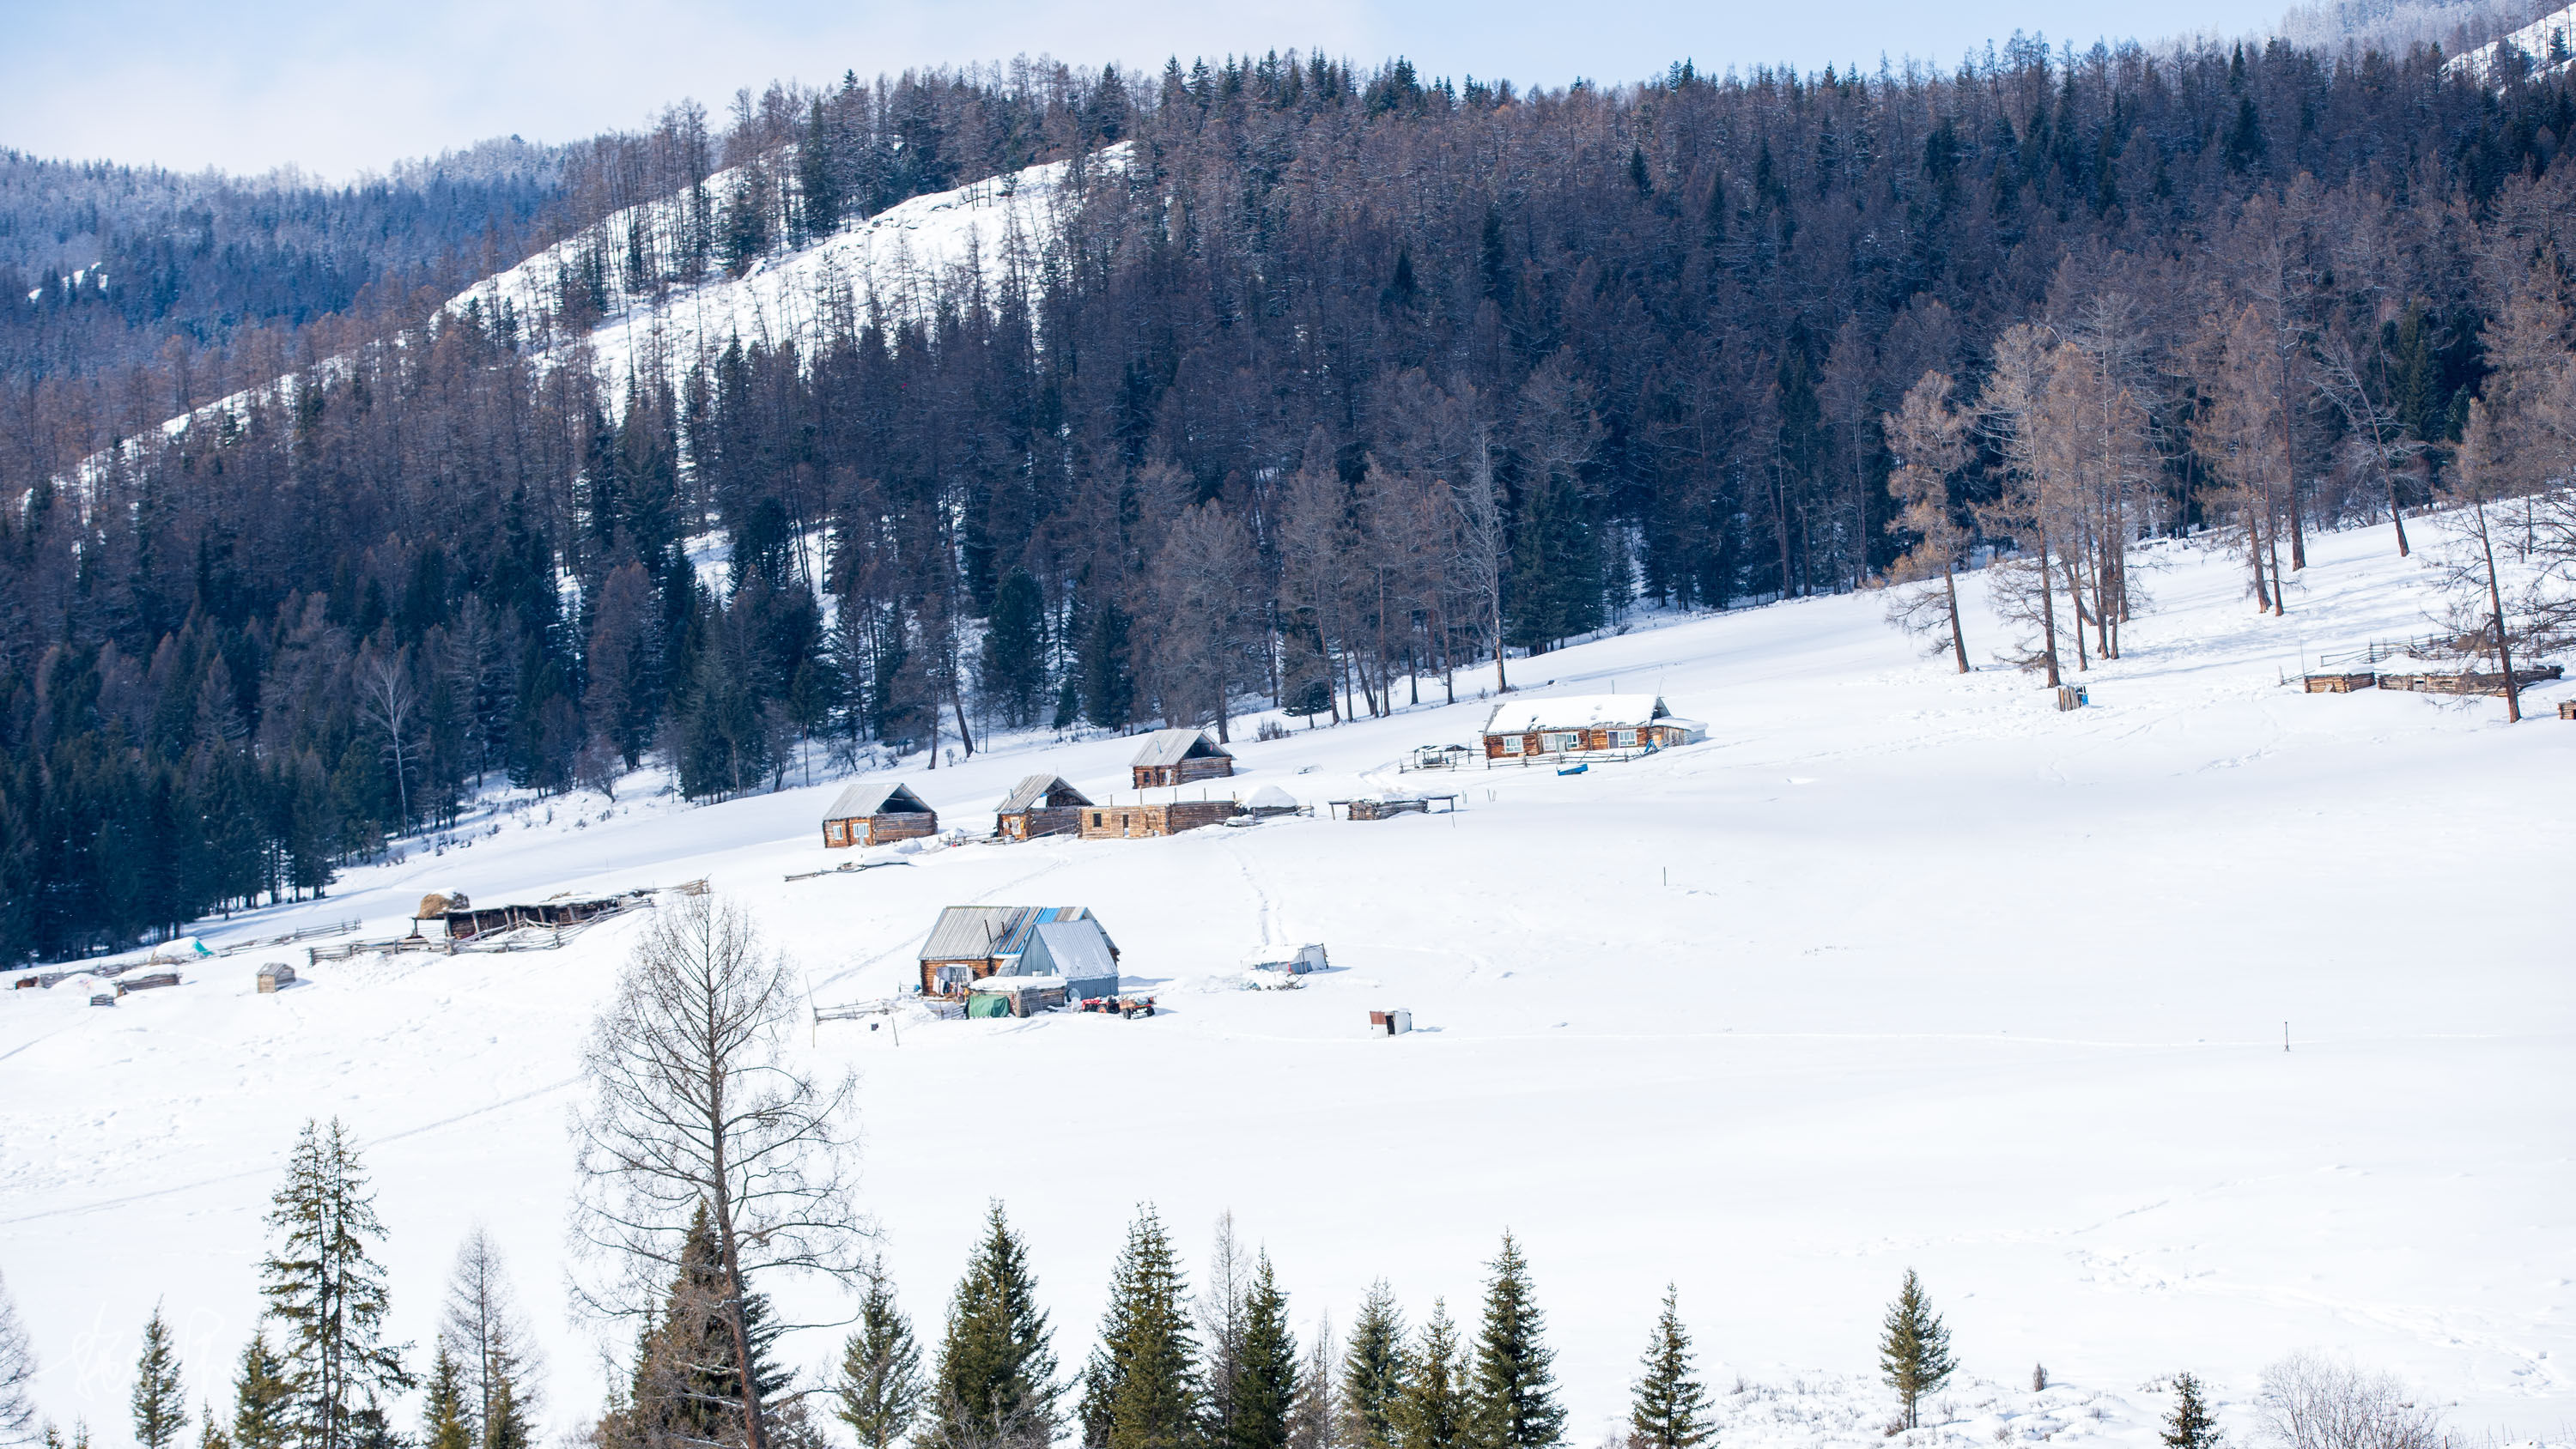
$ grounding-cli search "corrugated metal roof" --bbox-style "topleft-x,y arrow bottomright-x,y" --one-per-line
998,774 -> 1092,814
919,906 -> 1034,961
920,904 -> 1107,961
1130,728 -> 1232,767
823,779 -> 934,820
1480,694 -> 1671,735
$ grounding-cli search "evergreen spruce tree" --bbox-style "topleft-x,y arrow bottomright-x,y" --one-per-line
1087,1206 -> 1195,1449
835,1258 -> 925,1449
1625,1288 -> 1707,1449
2161,1374 -> 2220,1449
981,572 -> 1047,729
1338,1282 -> 1406,1449
1877,1270 -> 1955,1431
1225,1258 -> 1297,1449
481,1371 -> 528,1449
259,1119 -> 411,1449
421,1350 -> 471,1449
230,1335 -> 293,1449
1390,1303 -> 1463,1449
0,1268 -> 34,1446
932,1203 -> 1057,1449
631,1203 -> 791,1449
132,1304 -> 189,1449
1464,1236 -> 1562,1449
1081,603 -> 1135,730
197,1402 -> 232,1449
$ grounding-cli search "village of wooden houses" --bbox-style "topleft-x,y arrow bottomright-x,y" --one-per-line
231,696 -> 1704,1026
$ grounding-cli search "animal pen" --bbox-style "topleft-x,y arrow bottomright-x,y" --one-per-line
1329,794 -> 1459,821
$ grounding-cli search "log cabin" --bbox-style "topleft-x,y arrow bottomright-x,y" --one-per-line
1078,800 -> 1243,839
821,780 -> 939,848
994,775 -> 1094,840
1479,694 -> 1704,761
1131,728 -> 1236,788
916,905 -> 1121,1000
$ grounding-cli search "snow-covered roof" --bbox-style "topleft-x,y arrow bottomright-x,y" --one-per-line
1481,694 -> 1671,735
1132,728 -> 1232,767
824,779 -> 934,820
1030,919 -> 1119,983
969,974 -> 1066,993
999,774 -> 1092,814
1248,784 -> 1298,809
1242,942 -> 1325,967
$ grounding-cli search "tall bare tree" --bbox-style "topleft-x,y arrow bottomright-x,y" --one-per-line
573,893 -> 868,1449
439,1228 -> 542,1449
0,1270 -> 33,1447
1883,370 -> 1975,672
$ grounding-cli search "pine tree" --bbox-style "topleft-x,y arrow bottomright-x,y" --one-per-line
2162,1374 -> 2220,1449
1464,1236 -> 1562,1449
197,1402 -> 232,1449
1877,1270 -> 1955,1431
1338,1283 -> 1406,1449
1390,1303 -> 1463,1449
1626,1288 -> 1707,1449
933,1203 -> 1057,1449
1088,1208 -> 1197,1449
260,1119 -> 411,1449
836,1259 -> 925,1449
133,1306 -> 189,1449
230,1335 -> 293,1449
421,1350 -> 471,1449
1225,1258 -> 1296,1449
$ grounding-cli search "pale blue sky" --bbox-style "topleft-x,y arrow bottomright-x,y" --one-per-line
1,0 -> 2277,178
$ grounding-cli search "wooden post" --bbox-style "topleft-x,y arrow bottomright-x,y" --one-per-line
2283,1021 -> 2289,1053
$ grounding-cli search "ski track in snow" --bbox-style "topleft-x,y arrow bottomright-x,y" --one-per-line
4,521 -> 2573,1446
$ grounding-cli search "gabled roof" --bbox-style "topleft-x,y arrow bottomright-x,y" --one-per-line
1481,694 -> 1671,735
823,779 -> 936,821
1029,919 -> 1119,982
1132,728 -> 1233,767
920,904 -> 1107,961
998,774 -> 1094,814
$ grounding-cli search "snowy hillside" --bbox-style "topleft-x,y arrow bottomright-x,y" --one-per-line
82,143 -> 1119,482
3,521 -> 2571,1449
2447,2 -> 2576,82
446,143 -> 1124,406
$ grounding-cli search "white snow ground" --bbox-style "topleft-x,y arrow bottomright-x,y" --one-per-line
4,519 -> 2571,1449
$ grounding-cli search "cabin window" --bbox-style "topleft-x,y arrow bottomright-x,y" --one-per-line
1613,729 -> 1638,748
1498,735 -> 1521,755
1543,731 -> 1581,753
826,822 -> 846,843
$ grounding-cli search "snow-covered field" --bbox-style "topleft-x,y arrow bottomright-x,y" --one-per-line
5,521 -> 2571,1449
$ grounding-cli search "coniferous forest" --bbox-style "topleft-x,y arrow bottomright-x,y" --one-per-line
9,33 -> 2576,961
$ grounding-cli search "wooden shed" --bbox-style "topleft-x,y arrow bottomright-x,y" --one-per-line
995,775 -> 1095,840
1131,729 -> 1236,789
1079,801 -> 1243,840
917,905 -> 1119,998
1480,694 -> 1703,761
821,779 -> 939,848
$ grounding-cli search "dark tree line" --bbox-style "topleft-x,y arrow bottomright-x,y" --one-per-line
11,35 -> 2576,959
